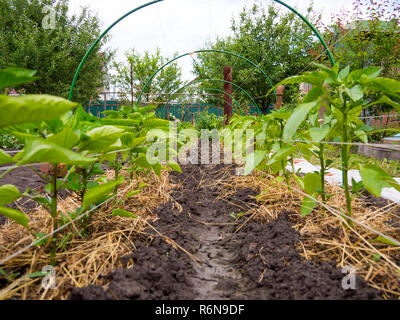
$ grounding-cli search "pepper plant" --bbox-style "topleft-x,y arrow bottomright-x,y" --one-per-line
267,63 -> 400,221
0,68 -> 182,265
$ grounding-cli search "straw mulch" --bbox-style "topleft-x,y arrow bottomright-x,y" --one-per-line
0,169 -> 175,300
214,168 -> 400,299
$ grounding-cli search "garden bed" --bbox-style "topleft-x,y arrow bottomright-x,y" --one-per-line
70,151 -> 385,300
1,146 -> 399,300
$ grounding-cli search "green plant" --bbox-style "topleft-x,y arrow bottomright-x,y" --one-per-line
0,68 -> 182,265
268,63 -> 400,222
0,131 -> 24,149
196,110 -> 224,131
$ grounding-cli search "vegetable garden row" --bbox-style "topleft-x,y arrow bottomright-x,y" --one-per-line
1,63 -> 400,299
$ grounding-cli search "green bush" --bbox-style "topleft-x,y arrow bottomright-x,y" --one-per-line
195,110 -> 224,131
0,131 -> 24,149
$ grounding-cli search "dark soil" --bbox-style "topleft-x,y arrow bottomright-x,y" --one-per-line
0,165 -> 70,225
70,156 -> 381,300
0,166 -> 44,225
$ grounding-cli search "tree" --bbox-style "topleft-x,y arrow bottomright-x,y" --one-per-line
0,0 -> 113,104
192,2 -> 320,113
309,0 -> 400,115
311,0 -> 400,77
112,48 -> 183,105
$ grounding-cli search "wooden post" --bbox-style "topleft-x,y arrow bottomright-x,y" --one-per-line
224,66 -> 233,125
274,85 -> 285,110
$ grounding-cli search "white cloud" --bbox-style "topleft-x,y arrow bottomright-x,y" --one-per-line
68,0 -> 354,80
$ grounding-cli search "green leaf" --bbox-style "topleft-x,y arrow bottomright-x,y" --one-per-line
351,178 -> 364,194
374,96 -> 400,113
0,149 -> 13,165
112,209 -> 137,219
143,118 -> 170,128
338,65 -> 350,81
355,129 -> 368,144
359,164 -> 400,197
313,63 -> 338,80
244,150 -> 267,175
0,95 -> 77,129
82,177 -> 124,209
345,85 -> 364,101
300,173 -> 321,217
130,136 -> 147,147
126,190 -> 141,198
348,66 -> 382,82
372,236 -> 400,247
0,68 -> 37,89
18,139 -> 96,166
304,172 -> 321,195
34,233 -> 48,247
283,101 -> 318,141
32,196 -> 52,207
167,161 -> 182,173
99,119 -> 140,126
309,125 -> 330,142
0,207 -> 29,229
268,145 -> 298,165
79,126 -> 124,152
0,185 -> 22,206
267,73 -> 325,97
367,77 -> 400,96
300,196 -> 319,217
47,127 -> 80,149
152,162 -> 162,177
29,271 -> 50,279
135,154 -> 152,169
302,86 -> 325,103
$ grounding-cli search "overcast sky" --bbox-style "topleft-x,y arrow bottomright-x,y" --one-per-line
68,0 -> 355,81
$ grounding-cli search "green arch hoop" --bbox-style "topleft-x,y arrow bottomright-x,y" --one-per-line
136,49 -> 276,105
68,0 -> 335,101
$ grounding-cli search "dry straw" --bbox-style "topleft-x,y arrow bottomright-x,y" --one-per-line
216,170 -> 400,299
0,168 -> 175,300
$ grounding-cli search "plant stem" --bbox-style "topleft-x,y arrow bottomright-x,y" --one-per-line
341,111 -> 354,227
49,164 -> 59,266
319,143 -> 326,205
0,166 -> 16,180
282,160 -> 292,192
129,154 -> 134,181
290,156 -> 296,175
114,155 -> 121,194
278,119 -> 291,192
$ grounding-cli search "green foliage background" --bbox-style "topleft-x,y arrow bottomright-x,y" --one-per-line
192,2 -> 320,113
0,0 -> 113,104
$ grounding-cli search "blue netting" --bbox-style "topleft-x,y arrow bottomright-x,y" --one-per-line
83,101 -> 274,120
